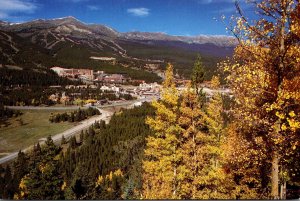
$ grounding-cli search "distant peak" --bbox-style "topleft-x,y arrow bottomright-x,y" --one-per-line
62,16 -> 77,20
50,16 -> 83,23
51,16 -> 76,20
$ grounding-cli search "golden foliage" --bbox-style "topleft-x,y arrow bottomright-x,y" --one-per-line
222,0 -> 300,198
143,63 -> 182,199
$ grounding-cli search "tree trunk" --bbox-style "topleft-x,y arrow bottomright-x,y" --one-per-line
192,134 -> 196,199
271,152 -> 279,199
172,144 -> 177,198
280,181 -> 286,200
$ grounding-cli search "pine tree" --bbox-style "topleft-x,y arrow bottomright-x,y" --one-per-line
12,151 -> 29,198
69,136 -> 77,149
79,131 -> 84,144
2,166 -> 14,199
191,55 -> 205,96
61,135 -> 67,145
142,63 -> 183,199
17,136 -> 64,199
122,177 -> 135,199
0,165 -> 4,198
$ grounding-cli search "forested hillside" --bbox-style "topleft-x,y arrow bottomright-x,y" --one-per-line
0,103 -> 155,199
0,15 -> 234,81
0,67 -> 80,106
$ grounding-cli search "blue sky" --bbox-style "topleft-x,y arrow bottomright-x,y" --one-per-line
0,0 -> 253,36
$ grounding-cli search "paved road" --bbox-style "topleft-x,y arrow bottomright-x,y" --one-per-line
0,97 -> 159,165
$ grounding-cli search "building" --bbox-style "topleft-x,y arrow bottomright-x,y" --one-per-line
60,92 -> 70,104
100,85 -> 110,91
144,63 -> 160,70
96,74 -> 126,84
64,68 -> 94,80
49,93 -> 60,102
50,67 -> 94,81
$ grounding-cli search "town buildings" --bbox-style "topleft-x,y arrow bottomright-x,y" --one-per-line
94,73 -> 127,84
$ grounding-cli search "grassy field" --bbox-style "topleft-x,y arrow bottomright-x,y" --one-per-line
0,110 -> 77,157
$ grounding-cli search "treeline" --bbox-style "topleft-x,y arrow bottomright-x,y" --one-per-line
1,86 -> 56,106
0,67 -> 80,106
49,107 -> 100,123
0,102 -> 154,199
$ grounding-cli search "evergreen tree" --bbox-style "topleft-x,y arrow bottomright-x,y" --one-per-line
17,136 -> 64,199
61,135 -> 67,145
122,177 -> 136,199
69,136 -> 77,149
2,166 -> 14,199
79,131 -> 84,144
12,151 -> 29,198
191,55 -> 205,96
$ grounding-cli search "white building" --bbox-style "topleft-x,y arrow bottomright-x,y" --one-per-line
100,85 -> 110,91
111,86 -> 120,93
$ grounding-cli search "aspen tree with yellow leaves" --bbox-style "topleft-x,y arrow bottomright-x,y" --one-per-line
222,123 -> 269,199
142,63 -> 183,199
193,75 -> 234,199
222,0 -> 300,199
177,82 -> 204,199
143,68 -> 235,199
92,169 -> 124,199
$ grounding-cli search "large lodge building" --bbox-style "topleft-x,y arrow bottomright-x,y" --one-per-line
51,67 -> 94,81
51,67 -> 130,84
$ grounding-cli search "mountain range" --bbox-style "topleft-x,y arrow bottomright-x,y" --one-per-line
0,16 -> 237,80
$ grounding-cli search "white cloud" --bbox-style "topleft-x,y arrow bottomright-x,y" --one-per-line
0,0 -> 37,12
87,5 -> 100,11
127,7 -> 149,17
0,0 -> 37,20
